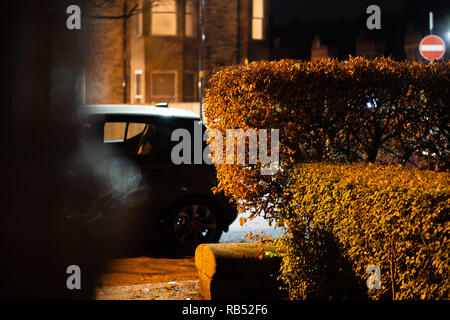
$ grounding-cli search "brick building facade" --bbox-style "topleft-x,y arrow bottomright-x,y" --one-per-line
83,0 -> 132,105
84,0 -> 269,105
131,0 -> 269,104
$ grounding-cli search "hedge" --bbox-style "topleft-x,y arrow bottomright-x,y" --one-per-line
269,163 -> 449,300
203,57 -> 450,299
204,57 -> 449,221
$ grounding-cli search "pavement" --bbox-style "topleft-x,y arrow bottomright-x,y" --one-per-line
94,215 -> 283,300
95,280 -> 200,300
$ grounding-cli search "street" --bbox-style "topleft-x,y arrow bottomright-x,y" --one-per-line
95,214 -> 283,299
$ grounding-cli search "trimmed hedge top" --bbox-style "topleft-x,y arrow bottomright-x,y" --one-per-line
204,57 -> 449,220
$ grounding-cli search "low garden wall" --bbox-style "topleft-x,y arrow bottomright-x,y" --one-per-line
195,243 -> 284,300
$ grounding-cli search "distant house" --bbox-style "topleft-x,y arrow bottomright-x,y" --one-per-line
310,35 -> 329,61
404,20 -> 422,61
310,25 -> 426,62
355,30 -> 385,58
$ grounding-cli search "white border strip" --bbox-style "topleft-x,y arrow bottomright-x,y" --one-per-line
421,44 -> 445,51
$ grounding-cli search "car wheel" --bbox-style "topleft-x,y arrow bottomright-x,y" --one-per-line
168,199 -> 223,250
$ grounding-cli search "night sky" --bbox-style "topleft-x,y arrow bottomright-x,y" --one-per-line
270,0 -> 407,24
269,0 -> 450,60
270,0 -> 449,25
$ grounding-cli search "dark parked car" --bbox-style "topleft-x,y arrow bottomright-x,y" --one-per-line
65,104 -> 237,250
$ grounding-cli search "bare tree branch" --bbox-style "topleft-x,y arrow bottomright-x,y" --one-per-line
88,0 -> 111,8
87,0 -> 155,20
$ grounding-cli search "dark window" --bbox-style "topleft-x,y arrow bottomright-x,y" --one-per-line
184,72 -> 196,101
152,72 -> 175,98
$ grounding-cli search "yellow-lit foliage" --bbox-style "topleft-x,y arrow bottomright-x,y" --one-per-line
272,163 -> 449,300
204,57 -> 449,221
203,57 -> 449,300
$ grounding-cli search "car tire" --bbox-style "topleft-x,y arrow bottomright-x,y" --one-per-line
167,198 -> 223,251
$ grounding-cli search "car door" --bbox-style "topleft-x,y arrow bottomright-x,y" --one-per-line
101,116 -> 171,233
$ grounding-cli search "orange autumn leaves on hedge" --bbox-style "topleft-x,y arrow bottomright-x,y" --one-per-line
203,57 -> 449,300
274,163 -> 449,300
204,57 -> 449,220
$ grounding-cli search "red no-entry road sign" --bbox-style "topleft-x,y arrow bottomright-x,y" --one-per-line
419,35 -> 446,61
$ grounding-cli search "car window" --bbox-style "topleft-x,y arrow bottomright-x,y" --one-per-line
136,123 -> 158,156
104,122 -> 127,142
158,125 -> 171,154
158,121 -> 209,161
103,121 -> 158,157
127,123 -> 147,140
79,122 -> 95,145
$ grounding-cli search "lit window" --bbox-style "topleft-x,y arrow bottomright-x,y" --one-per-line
152,72 -> 176,98
133,0 -> 143,37
252,0 -> 264,40
152,0 -> 177,36
134,70 -> 143,100
185,0 -> 196,37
